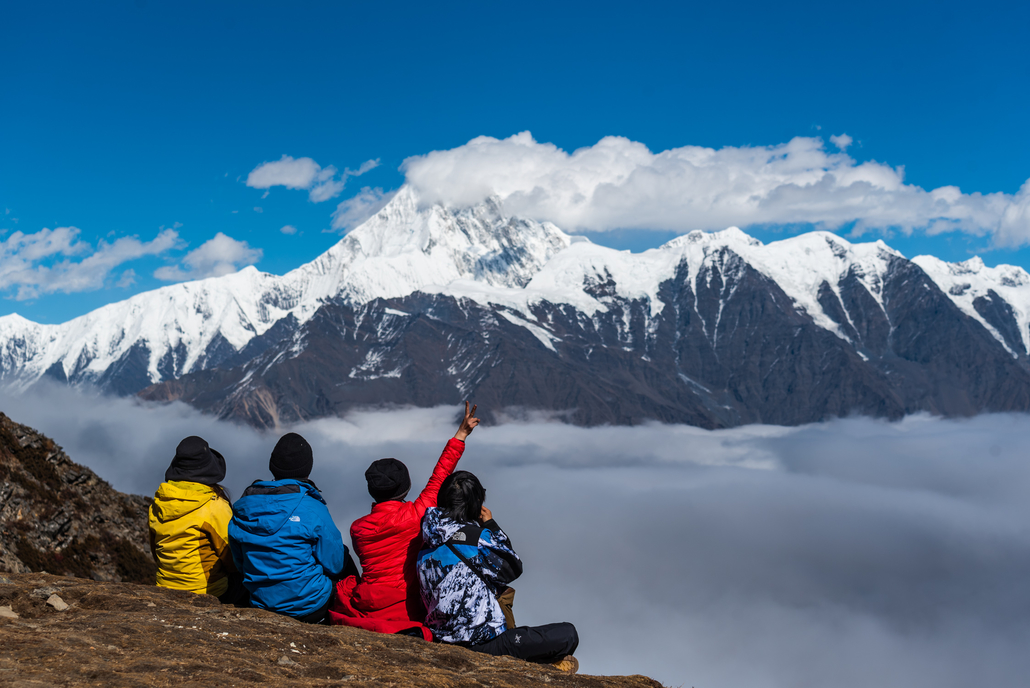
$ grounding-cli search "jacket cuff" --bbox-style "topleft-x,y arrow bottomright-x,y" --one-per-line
482,518 -> 500,531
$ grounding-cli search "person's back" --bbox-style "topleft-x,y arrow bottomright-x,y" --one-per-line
417,470 -> 580,672
228,432 -> 354,623
330,403 -> 480,636
149,436 -> 238,601
418,503 -> 521,644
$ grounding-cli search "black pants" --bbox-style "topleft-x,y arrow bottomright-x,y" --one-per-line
217,573 -> 250,607
467,623 -> 579,663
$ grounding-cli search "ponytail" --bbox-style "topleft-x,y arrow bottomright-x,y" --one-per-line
211,484 -> 232,502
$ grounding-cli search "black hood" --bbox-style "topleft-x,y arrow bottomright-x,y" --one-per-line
164,435 -> 226,485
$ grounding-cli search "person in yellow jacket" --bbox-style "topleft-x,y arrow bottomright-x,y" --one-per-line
149,436 -> 243,603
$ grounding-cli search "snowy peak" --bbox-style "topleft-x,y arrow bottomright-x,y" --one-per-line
277,185 -> 573,308
496,228 -> 904,341
666,226 -> 763,249
0,266 -> 284,390
913,254 -> 1030,355
0,187 -> 574,389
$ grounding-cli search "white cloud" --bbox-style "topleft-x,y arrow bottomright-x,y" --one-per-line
307,178 -> 345,203
0,227 -> 180,300
246,155 -> 379,203
279,224 -> 298,235
830,133 -> 853,151
115,269 -> 137,288
346,158 -> 380,177
246,155 -> 324,190
400,131 -> 1030,246
154,232 -> 262,282
330,187 -> 395,232
253,206 -> 263,213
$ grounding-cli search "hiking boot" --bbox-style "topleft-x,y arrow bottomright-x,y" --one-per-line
551,655 -> 579,674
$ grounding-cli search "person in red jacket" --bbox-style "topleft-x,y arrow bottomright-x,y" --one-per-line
329,402 -> 480,639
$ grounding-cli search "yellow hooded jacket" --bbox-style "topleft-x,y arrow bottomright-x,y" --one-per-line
149,481 -> 235,597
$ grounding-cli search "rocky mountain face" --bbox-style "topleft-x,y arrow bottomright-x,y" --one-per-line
0,572 -> 660,687
5,187 -> 1030,428
0,412 -> 155,583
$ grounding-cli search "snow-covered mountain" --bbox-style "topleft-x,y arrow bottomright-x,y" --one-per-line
0,187 -> 569,393
911,254 -> 1030,357
4,185 -> 1030,427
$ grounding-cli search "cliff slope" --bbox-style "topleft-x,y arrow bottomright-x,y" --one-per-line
0,412 -> 155,583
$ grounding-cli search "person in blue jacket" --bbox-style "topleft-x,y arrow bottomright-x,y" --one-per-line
229,432 -> 357,623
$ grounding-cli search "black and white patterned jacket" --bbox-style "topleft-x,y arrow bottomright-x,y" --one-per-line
416,507 -> 523,644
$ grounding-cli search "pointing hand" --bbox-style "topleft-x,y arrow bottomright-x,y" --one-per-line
454,401 -> 480,441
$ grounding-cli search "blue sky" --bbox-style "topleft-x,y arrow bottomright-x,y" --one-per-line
2,0 -> 1029,323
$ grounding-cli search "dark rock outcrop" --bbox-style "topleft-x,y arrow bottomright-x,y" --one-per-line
0,413 -> 155,584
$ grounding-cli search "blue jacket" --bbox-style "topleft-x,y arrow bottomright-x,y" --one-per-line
229,479 -> 348,617
417,508 -> 523,644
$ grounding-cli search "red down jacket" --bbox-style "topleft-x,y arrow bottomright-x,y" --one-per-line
329,438 -> 464,638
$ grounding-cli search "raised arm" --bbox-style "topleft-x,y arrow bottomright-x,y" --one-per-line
414,402 -> 480,515
454,401 -> 479,442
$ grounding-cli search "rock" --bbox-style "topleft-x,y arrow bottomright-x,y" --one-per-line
0,412 -> 156,584
0,605 -> 18,619
45,594 -> 68,611
0,572 -> 661,687
31,586 -> 61,598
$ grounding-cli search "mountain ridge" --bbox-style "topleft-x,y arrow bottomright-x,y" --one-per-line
5,186 -> 1030,427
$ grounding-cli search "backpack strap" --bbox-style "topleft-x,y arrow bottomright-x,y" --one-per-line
444,525 -> 494,590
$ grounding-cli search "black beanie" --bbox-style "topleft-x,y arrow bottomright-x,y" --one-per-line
269,432 -> 313,480
365,458 -> 411,502
165,436 -> 226,485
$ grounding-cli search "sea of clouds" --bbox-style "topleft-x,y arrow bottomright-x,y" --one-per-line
4,383 -> 1030,687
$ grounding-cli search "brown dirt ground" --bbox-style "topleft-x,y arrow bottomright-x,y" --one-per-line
0,572 -> 663,688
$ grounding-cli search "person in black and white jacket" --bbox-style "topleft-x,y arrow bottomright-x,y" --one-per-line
416,470 -> 579,672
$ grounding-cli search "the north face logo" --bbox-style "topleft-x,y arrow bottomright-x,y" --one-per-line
450,532 -> 466,542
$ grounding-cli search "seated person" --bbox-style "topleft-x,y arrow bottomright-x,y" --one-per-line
149,436 -> 244,603
417,471 -> 580,673
330,402 -> 480,639
228,432 -> 356,623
